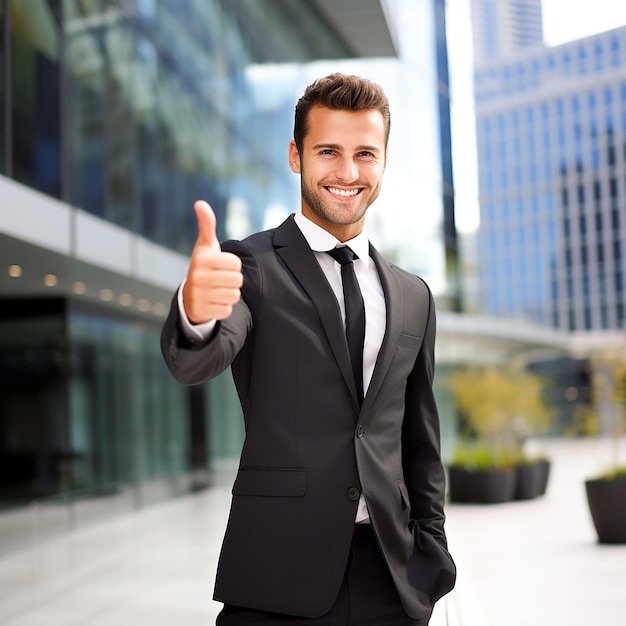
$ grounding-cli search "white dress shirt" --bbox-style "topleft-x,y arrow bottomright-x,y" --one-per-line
292,212 -> 386,397
179,211 -> 387,523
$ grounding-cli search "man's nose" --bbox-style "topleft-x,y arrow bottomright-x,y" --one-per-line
335,157 -> 358,182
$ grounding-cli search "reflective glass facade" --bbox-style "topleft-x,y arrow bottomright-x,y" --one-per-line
1,0 -> 465,553
470,0 -> 544,64
0,0 -> 403,546
475,28 -> 626,331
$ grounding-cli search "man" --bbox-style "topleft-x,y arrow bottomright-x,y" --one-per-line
161,73 -> 456,625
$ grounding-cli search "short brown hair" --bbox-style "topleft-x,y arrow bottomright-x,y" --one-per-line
293,73 -> 391,154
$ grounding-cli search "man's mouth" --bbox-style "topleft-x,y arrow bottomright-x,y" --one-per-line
326,186 -> 362,198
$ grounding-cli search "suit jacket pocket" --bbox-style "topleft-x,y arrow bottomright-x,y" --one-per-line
232,467 -> 307,497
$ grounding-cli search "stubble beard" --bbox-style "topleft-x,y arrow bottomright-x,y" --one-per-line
300,175 -> 378,228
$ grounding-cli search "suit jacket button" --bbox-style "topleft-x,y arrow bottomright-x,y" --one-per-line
347,487 -> 361,501
356,425 -> 364,438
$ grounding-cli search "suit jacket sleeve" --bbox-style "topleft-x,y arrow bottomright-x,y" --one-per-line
402,285 -> 448,550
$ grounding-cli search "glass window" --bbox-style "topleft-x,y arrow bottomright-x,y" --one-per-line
517,62 -> 526,90
597,242 -> 605,263
486,171 -> 494,192
68,309 -> 189,500
582,275 -> 589,297
531,59 -> 540,85
611,35 -> 621,66
592,148 -> 600,171
0,303 -> 67,505
594,181 -> 602,202
61,0 -> 308,256
594,41 -> 604,71
10,0 -> 62,197
578,45 -> 587,75
608,145 -> 616,167
544,159 -> 553,180
568,309 -> 575,331
562,50 -> 571,74
65,3 -> 106,218
594,210 -> 603,233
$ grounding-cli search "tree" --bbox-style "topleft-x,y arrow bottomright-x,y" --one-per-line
450,366 -> 552,453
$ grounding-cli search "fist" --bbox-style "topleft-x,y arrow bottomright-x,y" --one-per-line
182,201 -> 243,323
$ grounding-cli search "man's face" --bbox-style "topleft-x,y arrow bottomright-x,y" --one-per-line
289,105 -> 386,242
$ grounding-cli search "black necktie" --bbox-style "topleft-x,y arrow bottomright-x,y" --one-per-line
327,246 -> 365,404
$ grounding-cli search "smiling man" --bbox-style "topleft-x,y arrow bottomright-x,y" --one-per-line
161,73 -> 456,626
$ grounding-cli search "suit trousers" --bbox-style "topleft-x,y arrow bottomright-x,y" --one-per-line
215,524 -> 428,625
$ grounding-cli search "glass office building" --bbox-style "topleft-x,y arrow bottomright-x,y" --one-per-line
474,26 -> 626,331
0,0 -> 470,547
0,0 -> 400,526
469,0 -> 544,64
0,0 -> 463,553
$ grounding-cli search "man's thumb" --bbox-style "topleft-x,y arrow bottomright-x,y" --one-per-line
194,200 -> 219,251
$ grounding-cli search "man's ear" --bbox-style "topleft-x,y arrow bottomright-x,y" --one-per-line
288,140 -> 301,174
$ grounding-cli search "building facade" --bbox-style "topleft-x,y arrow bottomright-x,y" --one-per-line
0,0 -> 401,542
474,26 -> 626,332
1,0 -> 469,552
469,0 -> 544,64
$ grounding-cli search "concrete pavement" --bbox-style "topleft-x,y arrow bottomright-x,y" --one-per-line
0,438 -> 624,625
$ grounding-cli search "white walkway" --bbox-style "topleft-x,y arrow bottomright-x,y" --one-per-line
0,438 -> 624,625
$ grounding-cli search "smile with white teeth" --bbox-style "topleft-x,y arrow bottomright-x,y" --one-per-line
327,187 -> 361,197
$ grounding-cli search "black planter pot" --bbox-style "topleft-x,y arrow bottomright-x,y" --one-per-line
515,462 -> 543,500
585,475 -> 626,544
536,459 -> 551,496
448,466 -> 516,504
514,459 -> 551,500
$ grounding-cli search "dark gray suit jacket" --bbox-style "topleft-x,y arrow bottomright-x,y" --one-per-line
161,214 -> 456,619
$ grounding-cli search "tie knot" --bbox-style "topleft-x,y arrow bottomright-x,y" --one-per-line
326,246 -> 358,266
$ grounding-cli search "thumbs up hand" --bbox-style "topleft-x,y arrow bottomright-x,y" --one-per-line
182,201 -> 243,323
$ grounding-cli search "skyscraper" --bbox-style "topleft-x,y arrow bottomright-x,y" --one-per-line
474,25 -> 626,331
470,0 -> 545,64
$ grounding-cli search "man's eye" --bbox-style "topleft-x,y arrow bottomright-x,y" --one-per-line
358,151 -> 374,158
320,149 -> 335,155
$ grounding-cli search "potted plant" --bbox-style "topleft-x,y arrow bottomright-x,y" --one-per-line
584,356 -> 626,544
447,366 -> 552,504
448,441 -> 518,503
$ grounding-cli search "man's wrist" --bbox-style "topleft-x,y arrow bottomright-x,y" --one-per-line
177,280 -> 217,340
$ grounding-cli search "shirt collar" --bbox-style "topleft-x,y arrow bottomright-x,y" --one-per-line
293,211 -> 371,267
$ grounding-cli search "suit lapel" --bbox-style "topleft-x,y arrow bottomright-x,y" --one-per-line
273,216 -> 360,408
362,244 -> 403,411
